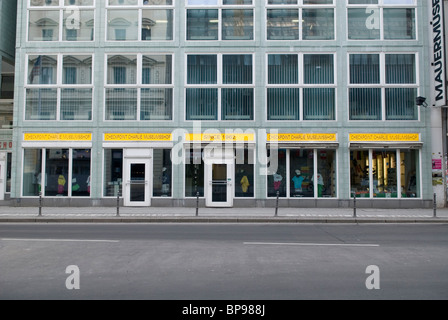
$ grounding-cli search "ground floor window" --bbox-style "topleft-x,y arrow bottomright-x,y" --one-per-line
350,149 -> 420,198
267,148 -> 337,198
185,147 -> 255,198
22,148 -> 91,197
153,149 -> 172,197
235,149 -> 255,198
103,148 -> 173,198
104,149 -> 123,197
185,148 -> 205,197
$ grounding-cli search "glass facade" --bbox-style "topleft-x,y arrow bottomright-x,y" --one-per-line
14,1 -> 431,207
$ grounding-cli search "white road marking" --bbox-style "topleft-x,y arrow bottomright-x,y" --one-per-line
0,238 -> 119,243
244,242 -> 379,247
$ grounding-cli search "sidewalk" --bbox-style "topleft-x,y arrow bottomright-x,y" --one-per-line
0,206 -> 448,223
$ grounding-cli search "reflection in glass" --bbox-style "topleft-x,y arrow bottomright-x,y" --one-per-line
23,149 -> 42,197
350,150 -> 370,198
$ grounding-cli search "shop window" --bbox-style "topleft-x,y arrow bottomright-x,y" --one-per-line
235,149 -> 254,198
401,149 -> 420,198
350,149 -> 420,199
317,149 -> 337,198
350,150 -> 370,198
45,149 -> 69,197
23,149 -> 42,197
104,149 -> 123,197
153,149 -> 172,197
289,149 -> 314,198
185,148 -> 205,197
372,150 -> 398,198
72,149 -> 91,197
267,149 -> 287,198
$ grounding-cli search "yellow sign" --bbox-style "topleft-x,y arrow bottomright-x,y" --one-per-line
24,133 -> 92,141
267,133 -> 337,142
104,133 -> 172,142
186,134 -> 255,142
349,134 -> 420,142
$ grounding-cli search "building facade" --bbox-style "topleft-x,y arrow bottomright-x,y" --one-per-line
0,0 -> 17,202
11,0 -> 435,208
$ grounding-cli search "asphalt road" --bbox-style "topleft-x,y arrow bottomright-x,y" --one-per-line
0,223 -> 447,300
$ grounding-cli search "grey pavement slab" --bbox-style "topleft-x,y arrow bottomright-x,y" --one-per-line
0,206 -> 447,223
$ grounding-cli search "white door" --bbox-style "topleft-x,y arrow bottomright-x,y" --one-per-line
124,159 -> 151,207
205,160 -> 234,208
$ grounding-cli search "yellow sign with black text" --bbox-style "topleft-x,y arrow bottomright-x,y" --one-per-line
24,133 -> 92,141
267,133 -> 337,142
186,134 -> 255,142
104,133 -> 173,142
349,134 -> 420,142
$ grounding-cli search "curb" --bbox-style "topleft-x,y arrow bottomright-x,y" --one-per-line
0,217 -> 448,224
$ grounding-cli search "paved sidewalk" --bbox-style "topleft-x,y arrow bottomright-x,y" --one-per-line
0,206 -> 447,223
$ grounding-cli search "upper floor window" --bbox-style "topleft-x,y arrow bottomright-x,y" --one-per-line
106,0 -> 174,41
267,53 -> 336,121
105,54 -> 174,121
186,0 -> 254,41
25,54 -> 94,121
347,0 -> 416,40
349,53 -> 419,121
28,0 -> 95,42
266,0 -> 335,41
186,54 -> 254,121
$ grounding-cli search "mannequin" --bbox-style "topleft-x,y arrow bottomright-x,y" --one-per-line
161,167 -> 170,195
312,173 -> 324,197
273,172 -> 283,191
292,170 -> 305,193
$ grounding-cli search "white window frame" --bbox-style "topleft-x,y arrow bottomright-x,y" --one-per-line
265,0 -> 336,42
27,0 -> 96,42
24,53 -> 95,122
104,53 -> 175,122
21,147 -> 92,198
347,51 -> 420,122
105,0 -> 175,42
346,0 -> 418,41
185,0 -> 255,42
266,147 -> 339,199
349,148 -> 422,200
184,53 -> 255,122
265,52 -> 337,122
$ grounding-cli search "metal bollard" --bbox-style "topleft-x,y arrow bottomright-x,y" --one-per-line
116,192 -> 120,217
434,193 -> 437,218
38,192 -> 42,217
275,191 -> 279,217
196,192 -> 199,217
353,192 -> 357,218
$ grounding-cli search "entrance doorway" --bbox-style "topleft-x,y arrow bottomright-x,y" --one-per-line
205,149 -> 234,207
124,152 -> 152,207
